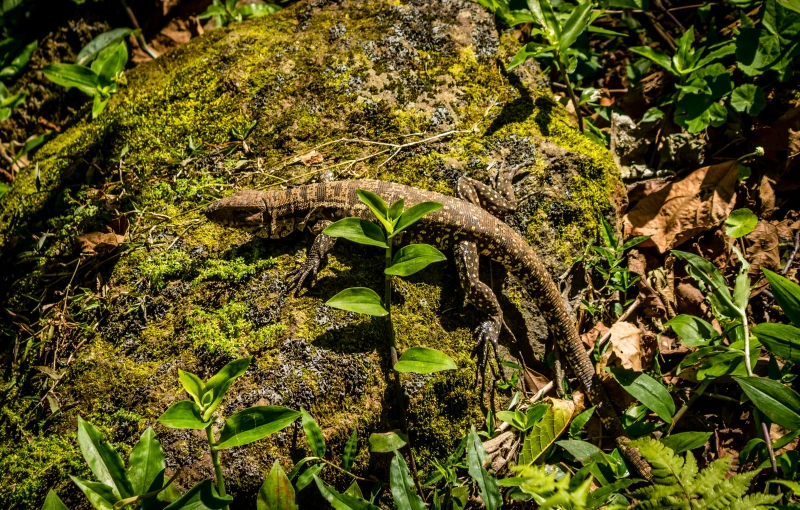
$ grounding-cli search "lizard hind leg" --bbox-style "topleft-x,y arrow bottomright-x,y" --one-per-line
287,220 -> 336,295
453,240 -> 508,385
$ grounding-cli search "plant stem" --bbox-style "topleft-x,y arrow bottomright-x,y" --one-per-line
556,60 -> 584,132
205,426 -> 228,508
742,312 -> 754,376
668,379 -> 711,435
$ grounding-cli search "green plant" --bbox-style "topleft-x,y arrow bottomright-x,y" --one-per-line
198,0 -> 282,27
0,37 -> 36,79
0,80 -> 24,121
41,35 -> 130,118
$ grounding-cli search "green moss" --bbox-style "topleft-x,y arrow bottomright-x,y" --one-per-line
133,249 -> 192,289
193,256 -> 278,286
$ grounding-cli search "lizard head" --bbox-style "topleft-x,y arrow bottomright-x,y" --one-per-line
205,190 -> 270,231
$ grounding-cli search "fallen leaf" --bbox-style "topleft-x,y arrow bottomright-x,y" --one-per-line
745,220 -> 780,278
623,160 -> 739,252
602,321 -> 642,371
76,232 -> 125,255
675,279 -> 708,318
581,321 -> 608,349
299,149 -> 324,166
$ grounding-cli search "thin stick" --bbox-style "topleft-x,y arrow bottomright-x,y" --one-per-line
783,229 -> 800,275
119,0 -> 159,60
593,297 -> 642,350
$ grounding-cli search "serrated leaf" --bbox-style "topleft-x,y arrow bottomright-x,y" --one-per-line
607,367 -> 675,422
519,399 -> 574,465
326,287 -> 388,316
390,450 -> 425,510
735,376 -> 800,429
216,406 -> 300,449
394,346 -> 456,373
730,84 -> 766,115
77,417 -> 133,499
385,244 -> 446,277
342,428 -> 358,472
300,408 -> 326,458
257,460 -> 297,510
323,218 -> 388,248
466,427 -> 501,510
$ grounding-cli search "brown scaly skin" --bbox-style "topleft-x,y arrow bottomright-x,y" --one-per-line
205,177 -> 653,481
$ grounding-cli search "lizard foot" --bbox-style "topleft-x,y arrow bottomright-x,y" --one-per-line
287,257 -> 321,295
472,318 -> 507,387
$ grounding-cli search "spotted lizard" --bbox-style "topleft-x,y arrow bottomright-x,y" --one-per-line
205,171 -> 653,480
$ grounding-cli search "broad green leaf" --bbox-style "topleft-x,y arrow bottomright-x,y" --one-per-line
77,28 -> 137,65
69,476 -> 117,510
300,408 -> 326,458
327,287 -> 388,316
323,218 -> 388,248
202,356 -> 251,421
385,244 -> 446,277
313,476 -> 380,510
763,268 -> 800,327
390,451 -> 425,510
730,84 -> 766,115
127,427 -> 165,497
752,322 -> 800,363
558,2 -> 592,52
641,107 -> 664,123
693,42 -> 737,70
368,431 -> 407,452
606,368 -> 675,422
388,199 -> 404,223
507,41 -> 553,70
673,250 -> 739,319
159,401 -> 209,430
519,399 -> 573,465
42,490 -> 68,510
661,431 -> 712,453
178,370 -> 205,407
556,439 -> 604,463
342,428 -> 358,472
391,201 -> 442,237
0,40 -> 36,78
735,376 -> 800,429
41,64 -> 98,96
467,427 -> 501,510
257,460 -> 297,510
94,40 -> 128,84
496,410 -> 527,431
673,28 -> 697,74
237,2 -> 281,17
586,479 -> 635,508
394,346 -> 456,373
665,314 -> 719,347
92,94 -> 110,119
77,417 -> 133,499
725,208 -> 758,238
356,189 -> 392,232
216,406 -> 300,449
569,406 -> 595,439
295,463 -> 324,491
526,0 -> 561,44
163,479 -> 233,510
630,46 -> 675,75
526,403 -> 549,428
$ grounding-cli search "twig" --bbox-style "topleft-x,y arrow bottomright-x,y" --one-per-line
119,0 -> 159,60
653,0 -> 685,31
593,297 -> 642,350
782,229 -> 800,275
762,421 -> 779,475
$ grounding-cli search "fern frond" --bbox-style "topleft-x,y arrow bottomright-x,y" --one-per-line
698,468 -> 761,510
632,438 -> 692,499
630,483 -> 683,502
690,456 -> 731,498
725,492 -> 781,510
632,495 -> 692,510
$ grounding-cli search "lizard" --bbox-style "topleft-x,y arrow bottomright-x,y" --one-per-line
205,171 -> 653,481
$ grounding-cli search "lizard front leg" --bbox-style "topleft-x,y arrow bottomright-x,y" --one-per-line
456,160 -> 528,217
287,220 -> 336,294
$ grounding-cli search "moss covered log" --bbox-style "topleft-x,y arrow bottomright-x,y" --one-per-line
0,0 -> 620,506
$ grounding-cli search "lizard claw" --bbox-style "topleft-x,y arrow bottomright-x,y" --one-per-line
472,317 -> 507,387
287,257 -> 321,295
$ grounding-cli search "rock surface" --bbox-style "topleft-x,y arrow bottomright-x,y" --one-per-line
0,0 -> 620,506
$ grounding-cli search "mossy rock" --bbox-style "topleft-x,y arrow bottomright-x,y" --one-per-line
0,0 -> 620,507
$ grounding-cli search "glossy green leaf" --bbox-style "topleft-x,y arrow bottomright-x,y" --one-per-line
300,408 -> 326,458
507,41 -> 553,70
77,28 -> 137,65
257,460 -> 297,510
92,94 -> 110,119
725,208 -> 758,238
127,427 -> 165,497
558,2 -> 592,52
556,439 -> 604,463
178,370 -> 205,407
368,431 -> 407,452
661,431 -> 712,453
69,476 -> 118,509
159,401 -> 209,429
41,63 -> 98,96
569,406 -> 595,439
388,199 -> 404,223
0,40 -> 36,78
673,250 -> 739,319
342,428 -> 358,472
295,463 -> 324,492
391,201 -> 442,237
42,490 -> 68,510
467,426 -> 501,510
630,46 -> 675,75
390,450 -> 425,510
163,479 -> 233,510
202,356 -> 251,421
77,417 -> 133,499
216,406 -> 300,449
752,323 -> 800,363
735,376 -> 800,429
94,40 -> 128,84
526,0 -> 561,44
763,268 -> 800,327
324,218 -> 387,248
394,346 -> 456,374
327,287 -> 388,316
730,84 -> 766,115
313,476 -> 380,510
385,244 -> 446,276
237,2 -> 281,18
496,411 -> 527,431
345,481 -> 363,498
665,314 -> 719,347
356,189 -> 392,232
606,368 -> 675,422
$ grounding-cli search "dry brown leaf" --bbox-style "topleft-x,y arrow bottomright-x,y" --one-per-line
746,221 -> 780,276
675,279 -> 708,317
299,150 -> 324,166
602,321 -> 642,371
76,232 -> 125,254
581,322 -> 608,349
623,160 -> 739,253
